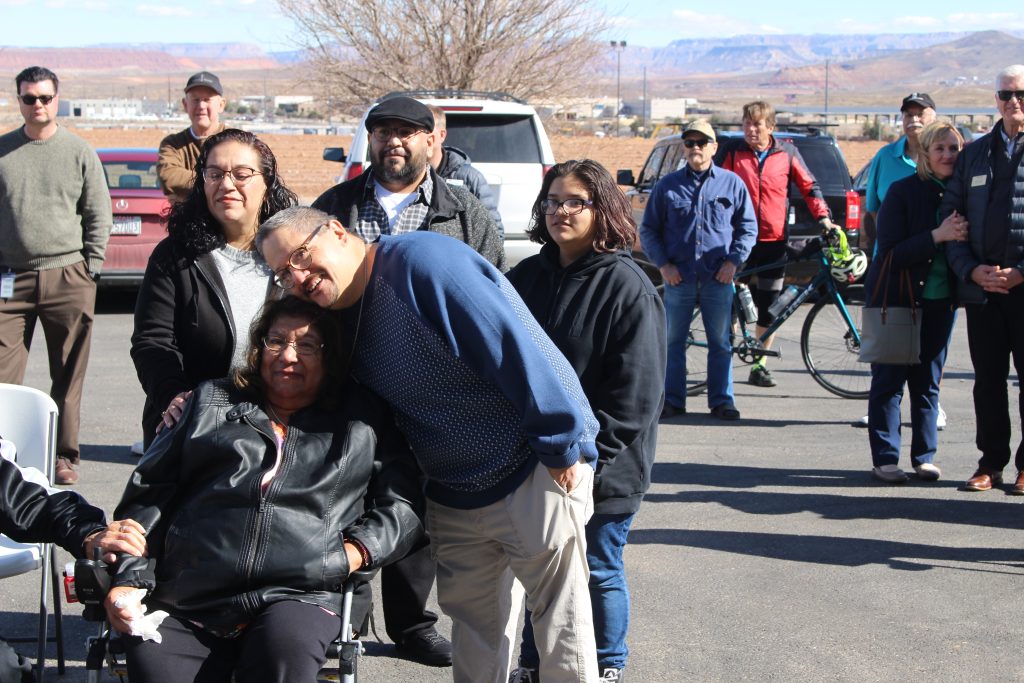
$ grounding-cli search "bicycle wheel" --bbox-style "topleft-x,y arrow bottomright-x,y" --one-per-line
686,304 -> 708,396
800,297 -> 870,399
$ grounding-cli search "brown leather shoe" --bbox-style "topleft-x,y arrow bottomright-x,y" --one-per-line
1011,470 -> 1024,496
54,457 -> 78,485
964,468 -> 1002,492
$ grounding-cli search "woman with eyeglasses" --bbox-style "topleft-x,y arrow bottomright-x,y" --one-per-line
132,129 -> 298,451
505,159 -> 666,683
108,297 -> 423,683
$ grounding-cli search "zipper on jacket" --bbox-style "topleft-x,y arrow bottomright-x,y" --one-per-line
238,414 -> 287,587
193,255 -> 235,363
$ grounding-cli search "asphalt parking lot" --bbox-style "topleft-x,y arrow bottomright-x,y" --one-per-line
2,292 -> 1023,682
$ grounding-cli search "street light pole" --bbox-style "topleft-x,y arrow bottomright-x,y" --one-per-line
610,40 -> 626,137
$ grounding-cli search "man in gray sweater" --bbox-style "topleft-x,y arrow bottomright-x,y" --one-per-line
0,66 -> 112,485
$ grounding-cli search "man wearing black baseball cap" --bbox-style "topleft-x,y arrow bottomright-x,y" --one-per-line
310,95 -> 504,668
156,71 -> 227,202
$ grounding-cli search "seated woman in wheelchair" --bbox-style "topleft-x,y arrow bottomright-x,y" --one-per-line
104,296 -> 424,683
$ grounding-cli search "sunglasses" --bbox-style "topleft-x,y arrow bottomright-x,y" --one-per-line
997,90 -> 1024,103
684,138 -> 712,149
19,94 -> 55,106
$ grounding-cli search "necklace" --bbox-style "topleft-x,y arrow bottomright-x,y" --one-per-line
266,404 -> 286,426
343,243 -> 369,375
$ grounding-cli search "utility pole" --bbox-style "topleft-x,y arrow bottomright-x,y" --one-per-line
642,66 -> 647,137
824,58 -> 830,124
610,40 -> 626,137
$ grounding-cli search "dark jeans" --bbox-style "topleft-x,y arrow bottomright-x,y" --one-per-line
382,530 -> 439,642
965,286 -> 1024,472
868,299 -> 956,467
124,600 -> 340,683
519,511 -> 637,671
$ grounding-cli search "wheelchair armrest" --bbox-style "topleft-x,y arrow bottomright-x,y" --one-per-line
347,568 -> 379,586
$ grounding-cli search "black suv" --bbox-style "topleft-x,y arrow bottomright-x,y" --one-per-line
618,129 -> 860,283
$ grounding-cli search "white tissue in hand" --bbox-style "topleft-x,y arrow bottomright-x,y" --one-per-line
113,589 -> 169,643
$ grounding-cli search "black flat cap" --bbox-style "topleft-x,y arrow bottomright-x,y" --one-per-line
365,96 -> 434,132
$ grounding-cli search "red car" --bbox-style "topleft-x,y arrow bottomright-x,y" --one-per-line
96,148 -> 170,287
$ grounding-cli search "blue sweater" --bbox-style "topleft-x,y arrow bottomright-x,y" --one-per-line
348,232 -> 599,509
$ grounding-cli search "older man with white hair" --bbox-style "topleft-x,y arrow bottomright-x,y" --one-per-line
943,64 -> 1024,494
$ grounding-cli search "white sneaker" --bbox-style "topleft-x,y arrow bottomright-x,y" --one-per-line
851,414 -> 869,428
872,464 -> 908,483
130,440 -> 145,456
936,404 -> 946,431
914,463 -> 942,481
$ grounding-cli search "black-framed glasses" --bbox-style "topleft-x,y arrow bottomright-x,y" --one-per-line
997,90 -> 1024,103
202,167 -> 264,186
684,138 -> 711,149
273,223 -> 327,289
370,126 -> 425,143
262,335 -> 324,357
19,94 -> 54,106
540,198 -> 593,216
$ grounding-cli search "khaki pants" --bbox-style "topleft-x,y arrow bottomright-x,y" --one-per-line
0,263 -> 96,462
426,462 -> 598,683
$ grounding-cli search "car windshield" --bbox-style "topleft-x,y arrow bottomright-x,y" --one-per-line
103,160 -> 161,190
443,114 -> 542,163
786,140 -> 850,195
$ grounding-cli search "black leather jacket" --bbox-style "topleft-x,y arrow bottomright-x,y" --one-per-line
112,379 -> 423,631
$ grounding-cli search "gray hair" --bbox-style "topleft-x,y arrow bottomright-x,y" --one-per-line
255,206 -> 332,254
996,65 -> 1024,89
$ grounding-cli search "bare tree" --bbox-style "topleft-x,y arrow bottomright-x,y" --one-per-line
276,0 -> 608,104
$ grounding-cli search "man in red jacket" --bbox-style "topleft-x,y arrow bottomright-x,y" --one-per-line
720,100 -> 838,387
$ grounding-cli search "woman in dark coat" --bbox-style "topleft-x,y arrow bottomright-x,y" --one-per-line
866,121 -> 966,483
506,159 -> 666,682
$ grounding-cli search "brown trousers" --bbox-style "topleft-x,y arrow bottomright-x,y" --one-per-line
0,262 -> 96,462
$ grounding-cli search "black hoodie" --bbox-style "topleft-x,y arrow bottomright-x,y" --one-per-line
507,243 -> 666,514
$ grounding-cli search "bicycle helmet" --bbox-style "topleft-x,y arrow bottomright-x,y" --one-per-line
830,248 -> 868,284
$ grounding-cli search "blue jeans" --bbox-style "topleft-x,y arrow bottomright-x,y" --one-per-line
664,278 -> 735,411
868,299 -> 955,467
519,512 -> 636,672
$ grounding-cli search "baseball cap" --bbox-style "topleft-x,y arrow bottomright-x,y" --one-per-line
683,119 -> 716,142
184,72 -> 223,96
365,96 -> 434,133
900,92 -> 936,111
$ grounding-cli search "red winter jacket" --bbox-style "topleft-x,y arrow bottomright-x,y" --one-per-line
720,137 -> 831,242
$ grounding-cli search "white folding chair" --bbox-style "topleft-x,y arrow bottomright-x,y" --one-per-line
0,383 -> 64,681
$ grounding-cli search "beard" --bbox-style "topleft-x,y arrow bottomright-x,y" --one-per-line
372,145 -> 428,186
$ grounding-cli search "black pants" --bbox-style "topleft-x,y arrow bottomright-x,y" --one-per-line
382,531 -> 439,641
965,286 -> 1024,472
124,600 -> 340,683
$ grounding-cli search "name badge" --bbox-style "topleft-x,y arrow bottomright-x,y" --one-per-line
971,175 -> 987,187
0,271 -> 14,299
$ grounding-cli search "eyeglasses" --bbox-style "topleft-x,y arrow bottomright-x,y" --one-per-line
997,90 -> 1024,103
273,223 -> 327,289
684,138 -> 712,149
540,198 -> 593,216
262,335 -> 323,357
370,126 -> 425,143
202,167 -> 264,186
19,94 -> 54,106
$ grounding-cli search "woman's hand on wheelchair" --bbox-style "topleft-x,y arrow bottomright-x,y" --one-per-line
83,519 -> 147,563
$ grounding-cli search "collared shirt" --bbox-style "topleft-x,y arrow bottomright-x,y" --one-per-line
638,164 -> 758,284
352,171 -> 434,242
864,136 -> 917,213
999,124 -> 1024,159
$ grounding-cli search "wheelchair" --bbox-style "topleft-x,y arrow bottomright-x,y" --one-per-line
68,553 -> 377,683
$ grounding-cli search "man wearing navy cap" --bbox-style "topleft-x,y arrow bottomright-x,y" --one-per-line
157,71 -> 227,202
312,95 -> 505,270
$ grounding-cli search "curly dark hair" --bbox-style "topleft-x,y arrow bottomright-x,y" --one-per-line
233,296 -> 349,410
526,159 -> 636,253
167,128 -> 298,258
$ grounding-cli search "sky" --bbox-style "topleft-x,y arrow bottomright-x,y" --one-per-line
0,0 -> 1023,48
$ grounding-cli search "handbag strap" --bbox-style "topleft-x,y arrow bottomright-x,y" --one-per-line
870,250 -> 917,323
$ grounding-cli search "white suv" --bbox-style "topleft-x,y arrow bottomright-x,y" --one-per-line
324,90 -> 555,267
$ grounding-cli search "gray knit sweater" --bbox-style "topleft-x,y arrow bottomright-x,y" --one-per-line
0,126 -> 112,273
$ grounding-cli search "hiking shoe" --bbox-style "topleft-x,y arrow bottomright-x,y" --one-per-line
913,463 -> 942,481
710,404 -> 741,421
394,629 -> 452,667
55,457 -> 78,485
508,668 -> 539,683
748,366 -> 776,387
872,464 -> 908,483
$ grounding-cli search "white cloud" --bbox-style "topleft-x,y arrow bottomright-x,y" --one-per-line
136,3 -> 193,17
891,15 -> 941,29
947,12 -> 1024,30
666,9 -> 787,37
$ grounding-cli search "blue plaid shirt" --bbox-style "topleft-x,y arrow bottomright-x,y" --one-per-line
351,172 -> 434,242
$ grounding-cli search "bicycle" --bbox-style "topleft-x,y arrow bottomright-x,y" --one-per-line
684,229 -> 869,400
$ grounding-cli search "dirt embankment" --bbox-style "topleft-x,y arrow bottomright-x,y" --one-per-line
69,127 -> 885,202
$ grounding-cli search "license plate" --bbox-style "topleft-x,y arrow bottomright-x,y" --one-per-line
112,215 -> 142,235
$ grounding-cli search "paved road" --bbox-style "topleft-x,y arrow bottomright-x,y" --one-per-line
3,291 -> 1023,682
